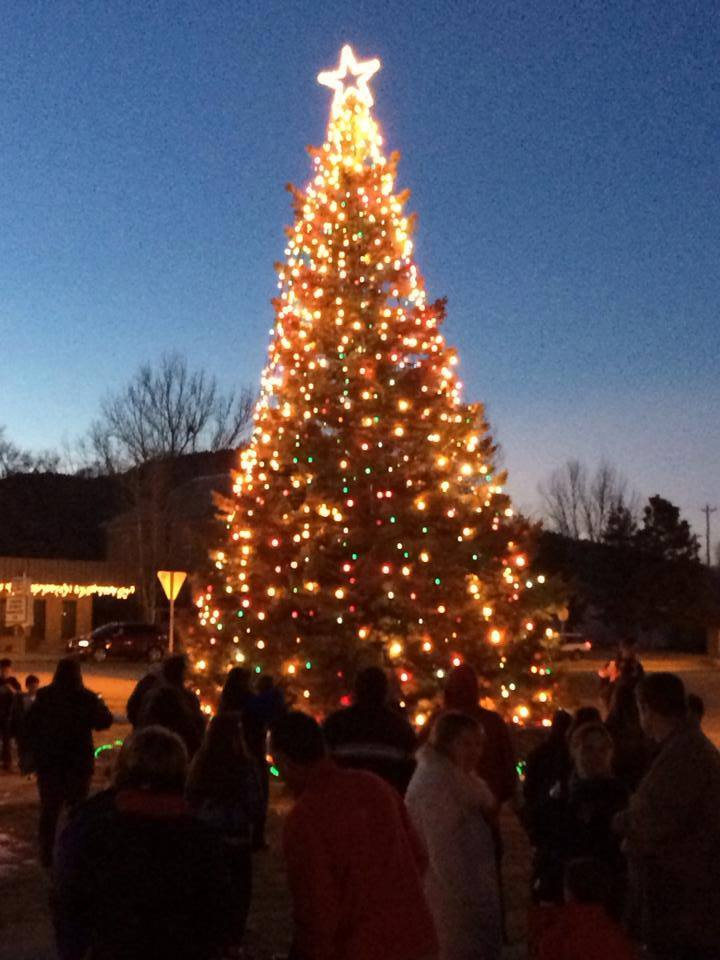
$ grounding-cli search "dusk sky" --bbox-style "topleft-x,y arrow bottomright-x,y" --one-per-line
2,0 -> 718,530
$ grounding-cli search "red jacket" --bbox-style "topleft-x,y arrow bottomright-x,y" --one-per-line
283,759 -> 437,960
537,903 -> 636,960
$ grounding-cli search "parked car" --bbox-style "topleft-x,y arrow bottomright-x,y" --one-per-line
67,622 -> 167,663
559,632 -> 593,659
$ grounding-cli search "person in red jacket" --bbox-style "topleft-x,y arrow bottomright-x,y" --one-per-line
271,710 -> 438,960
536,858 -> 636,960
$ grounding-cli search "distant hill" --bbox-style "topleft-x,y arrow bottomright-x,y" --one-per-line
0,448 -> 238,561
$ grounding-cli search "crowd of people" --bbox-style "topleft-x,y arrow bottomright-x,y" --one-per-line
1,641 -> 719,960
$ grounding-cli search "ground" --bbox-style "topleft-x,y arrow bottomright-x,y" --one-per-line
1,653 -> 718,959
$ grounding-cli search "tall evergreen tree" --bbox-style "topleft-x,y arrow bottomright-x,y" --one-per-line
194,47 -> 558,721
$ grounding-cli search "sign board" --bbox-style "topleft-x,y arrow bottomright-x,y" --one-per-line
5,578 -> 33,628
157,571 -> 187,601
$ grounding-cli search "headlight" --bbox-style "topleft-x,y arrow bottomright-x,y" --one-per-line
78,639 -> 89,648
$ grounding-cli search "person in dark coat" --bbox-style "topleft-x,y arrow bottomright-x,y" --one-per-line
323,666 -> 417,795
523,709 -> 573,811
134,655 -> 206,756
53,725 -> 235,960
598,638 -> 644,710
9,674 -> 40,774
605,676 -> 653,790
616,673 -> 720,959
125,667 -> 162,727
186,713 -> 262,944
25,657 -> 113,866
0,658 -> 22,771
527,721 -> 628,912
217,667 -> 273,847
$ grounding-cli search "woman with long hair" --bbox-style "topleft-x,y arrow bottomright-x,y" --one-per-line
186,712 -> 262,948
25,656 -> 112,866
406,711 -> 502,960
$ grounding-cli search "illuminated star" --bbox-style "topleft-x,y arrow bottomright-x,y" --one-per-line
317,44 -> 381,110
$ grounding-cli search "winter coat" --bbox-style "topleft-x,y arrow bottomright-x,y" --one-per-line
405,745 -> 502,960
324,702 -> 417,794
0,675 -> 21,724
25,685 -> 112,777
186,760 -> 263,846
125,672 -> 160,727
136,684 -> 206,756
53,788 -> 235,960
620,722 -> 720,955
535,903 -> 636,960
9,691 -> 38,773
527,774 -> 628,906
282,758 -> 437,960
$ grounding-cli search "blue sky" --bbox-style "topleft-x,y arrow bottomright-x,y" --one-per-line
1,0 -> 718,529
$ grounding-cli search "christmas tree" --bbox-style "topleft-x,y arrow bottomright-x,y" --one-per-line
195,46 -> 558,724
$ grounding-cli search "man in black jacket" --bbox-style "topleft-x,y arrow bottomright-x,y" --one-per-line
26,657 -> 113,866
323,667 -> 417,794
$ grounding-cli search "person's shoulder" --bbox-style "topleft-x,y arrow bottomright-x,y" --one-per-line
344,765 -> 401,804
322,705 -> 354,737
324,704 -> 353,726
477,705 -> 509,733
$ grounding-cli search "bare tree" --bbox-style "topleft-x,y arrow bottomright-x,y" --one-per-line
539,459 -> 639,541
89,353 -> 254,470
84,354 -> 254,619
0,426 -> 59,477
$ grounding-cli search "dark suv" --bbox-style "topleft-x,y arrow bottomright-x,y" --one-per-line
67,622 -> 168,663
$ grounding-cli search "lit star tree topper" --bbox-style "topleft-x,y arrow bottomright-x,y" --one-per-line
193,46 -> 560,723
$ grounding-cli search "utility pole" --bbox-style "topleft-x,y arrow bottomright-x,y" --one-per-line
701,504 -> 717,566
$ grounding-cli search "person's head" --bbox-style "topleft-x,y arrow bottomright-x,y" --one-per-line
687,693 -> 705,727
270,711 -> 326,796
354,666 -> 388,707
431,711 -> 485,773
443,663 -> 480,713
618,637 -> 638,658
52,656 -> 83,692
114,726 -> 188,793
567,706 -> 602,744
564,858 -> 613,908
572,705 -> 602,728
161,654 -> 187,688
25,674 -> 40,693
569,722 -> 614,779
187,713 -> 251,799
636,673 -> 687,741
0,658 -> 13,678
257,674 -> 275,695
220,666 -> 252,708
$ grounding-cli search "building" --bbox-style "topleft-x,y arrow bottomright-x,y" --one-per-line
0,557 -> 135,656
0,451 -> 237,654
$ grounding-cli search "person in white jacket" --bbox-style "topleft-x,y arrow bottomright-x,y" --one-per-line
406,711 -> 502,960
